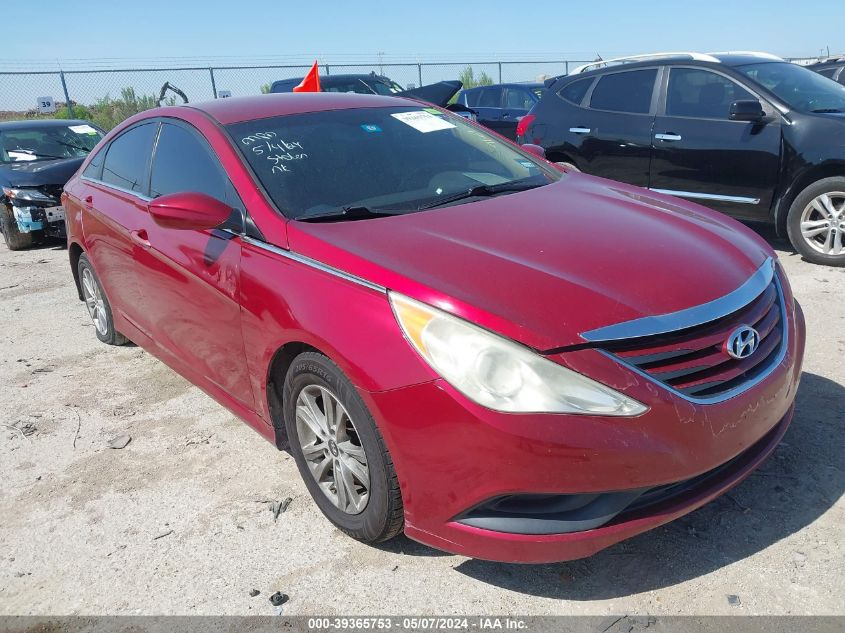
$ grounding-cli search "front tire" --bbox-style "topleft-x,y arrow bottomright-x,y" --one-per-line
283,352 -> 403,543
1,204 -> 34,251
786,178 -> 845,267
77,253 -> 128,345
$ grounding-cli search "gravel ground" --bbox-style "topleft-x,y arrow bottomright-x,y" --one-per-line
0,228 -> 843,616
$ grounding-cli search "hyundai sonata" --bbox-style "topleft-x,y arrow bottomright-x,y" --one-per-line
62,93 -> 805,563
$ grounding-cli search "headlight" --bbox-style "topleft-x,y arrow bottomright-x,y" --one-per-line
2,187 -> 57,205
390,293 -> 648,416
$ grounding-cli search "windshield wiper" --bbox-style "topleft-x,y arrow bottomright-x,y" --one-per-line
296,205 -> 402,222
811,108 -> 844,113
418,178 -> 545,210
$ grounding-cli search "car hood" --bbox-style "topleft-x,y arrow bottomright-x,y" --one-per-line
0,157 -> 83,189
287,174 -> 772,351
397,81 -> 462,107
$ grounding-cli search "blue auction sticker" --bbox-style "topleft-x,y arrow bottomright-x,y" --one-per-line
361,124 -> 382,133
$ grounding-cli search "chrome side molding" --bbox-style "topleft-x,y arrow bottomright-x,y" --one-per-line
649,188 -> 761,205
240,235 -> 387,294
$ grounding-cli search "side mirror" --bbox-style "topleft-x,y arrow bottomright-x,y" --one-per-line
729,99 -> 766,122
148,192 -> 232,230
521,143 -> 546,159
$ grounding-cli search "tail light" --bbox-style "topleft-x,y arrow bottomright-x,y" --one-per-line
515,114 -> 535,139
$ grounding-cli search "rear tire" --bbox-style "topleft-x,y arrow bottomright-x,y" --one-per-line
1,204 -> 33,251
283,352 -> 403,543
786,177 -> 845,267
77,253 -> 129,345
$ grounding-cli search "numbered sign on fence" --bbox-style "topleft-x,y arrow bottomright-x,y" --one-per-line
37,96 -> 56,114
218,90 -> 232,98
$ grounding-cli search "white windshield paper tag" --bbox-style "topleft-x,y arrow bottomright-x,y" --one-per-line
69,124 -> 98,135
391,111 -> 455,133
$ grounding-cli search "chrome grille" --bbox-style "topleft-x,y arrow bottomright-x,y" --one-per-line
598,269 -> 786,401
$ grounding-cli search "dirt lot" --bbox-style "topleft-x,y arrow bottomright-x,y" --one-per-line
0,230 -> 843,616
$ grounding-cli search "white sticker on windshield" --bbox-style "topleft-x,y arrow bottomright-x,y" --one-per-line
69,124 -> 98,135
391,111 -> 455,133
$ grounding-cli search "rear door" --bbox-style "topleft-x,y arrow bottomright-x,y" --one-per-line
473,86 -> 507,135
571,68 -> 660,186
500,86 -> 538,140
649,66 -> 781,220
77,122 -> 158,338
132,120 -> 254,407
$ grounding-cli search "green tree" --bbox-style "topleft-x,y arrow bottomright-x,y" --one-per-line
458,66 -> 494,89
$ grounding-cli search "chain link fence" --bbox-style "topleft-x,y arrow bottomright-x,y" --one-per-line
0,60 -> 589,130
0,56 -> 819,130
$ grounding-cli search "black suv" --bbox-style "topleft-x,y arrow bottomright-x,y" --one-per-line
519,52 -> 845,266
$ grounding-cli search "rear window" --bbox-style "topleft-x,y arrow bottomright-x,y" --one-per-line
590,69 -> 657,114
558,78 -> 592,105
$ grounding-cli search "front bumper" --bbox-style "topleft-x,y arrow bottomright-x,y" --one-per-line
9,203 -> 66,237
362,300 -> 805,563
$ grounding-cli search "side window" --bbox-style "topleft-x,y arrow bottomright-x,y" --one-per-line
590,69 -> 657,114
817,68 -> 837,78
101,123 -> 157,193
558,78 -> 592,105
82,147 -> 105,179
462,89 -> 481,107
503,88 -> 534,110
477,87 -> 502,108
150,123 -> 227,201
150,123 -> 242,231
666,68 -> 756,119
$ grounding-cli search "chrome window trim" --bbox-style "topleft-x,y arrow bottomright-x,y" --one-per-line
240,235 -> 386,293
582,258 -> 774,342
600,271 -> 788,405
81,176 -> 152,202
649,188 -> 761,205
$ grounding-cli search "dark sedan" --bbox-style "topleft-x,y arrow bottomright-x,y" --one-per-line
456,83 -> 543,139
1,119 -> 103,250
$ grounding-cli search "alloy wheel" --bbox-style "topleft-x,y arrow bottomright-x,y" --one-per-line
81,268 -> 109,336
800,191 -> 845,256
295,385 -> 370,515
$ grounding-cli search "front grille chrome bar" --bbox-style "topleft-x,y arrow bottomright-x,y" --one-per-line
581,258 -> 775,343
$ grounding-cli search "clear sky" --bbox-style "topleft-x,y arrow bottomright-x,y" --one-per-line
9,0 -> 841,68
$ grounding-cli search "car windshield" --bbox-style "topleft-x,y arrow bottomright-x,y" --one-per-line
0,123 -> 103,164
227,106 -> 559,220
735,62 -> 845,113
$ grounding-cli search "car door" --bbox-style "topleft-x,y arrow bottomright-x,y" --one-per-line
649,66 -> 781,220
76,122 -> 158,338
132,120 -> 254,408
473,86 -> 507,135
500,87 -> 537,140
568,68 -> 660,186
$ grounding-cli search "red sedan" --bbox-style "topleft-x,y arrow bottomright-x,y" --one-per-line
62,93 -> 805,563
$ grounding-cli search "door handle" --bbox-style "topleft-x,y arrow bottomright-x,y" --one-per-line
84,195 -> 93,208
655,133 -> 682,141
569,127 -> 591,134
130,229 -> 151,249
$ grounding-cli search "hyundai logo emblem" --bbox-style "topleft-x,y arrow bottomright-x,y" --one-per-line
725,326 -> 760,360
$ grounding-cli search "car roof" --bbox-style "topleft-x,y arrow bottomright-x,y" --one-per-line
0,119 -> 94,130
563,54 -> 782,81
181,92 -> 418,125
